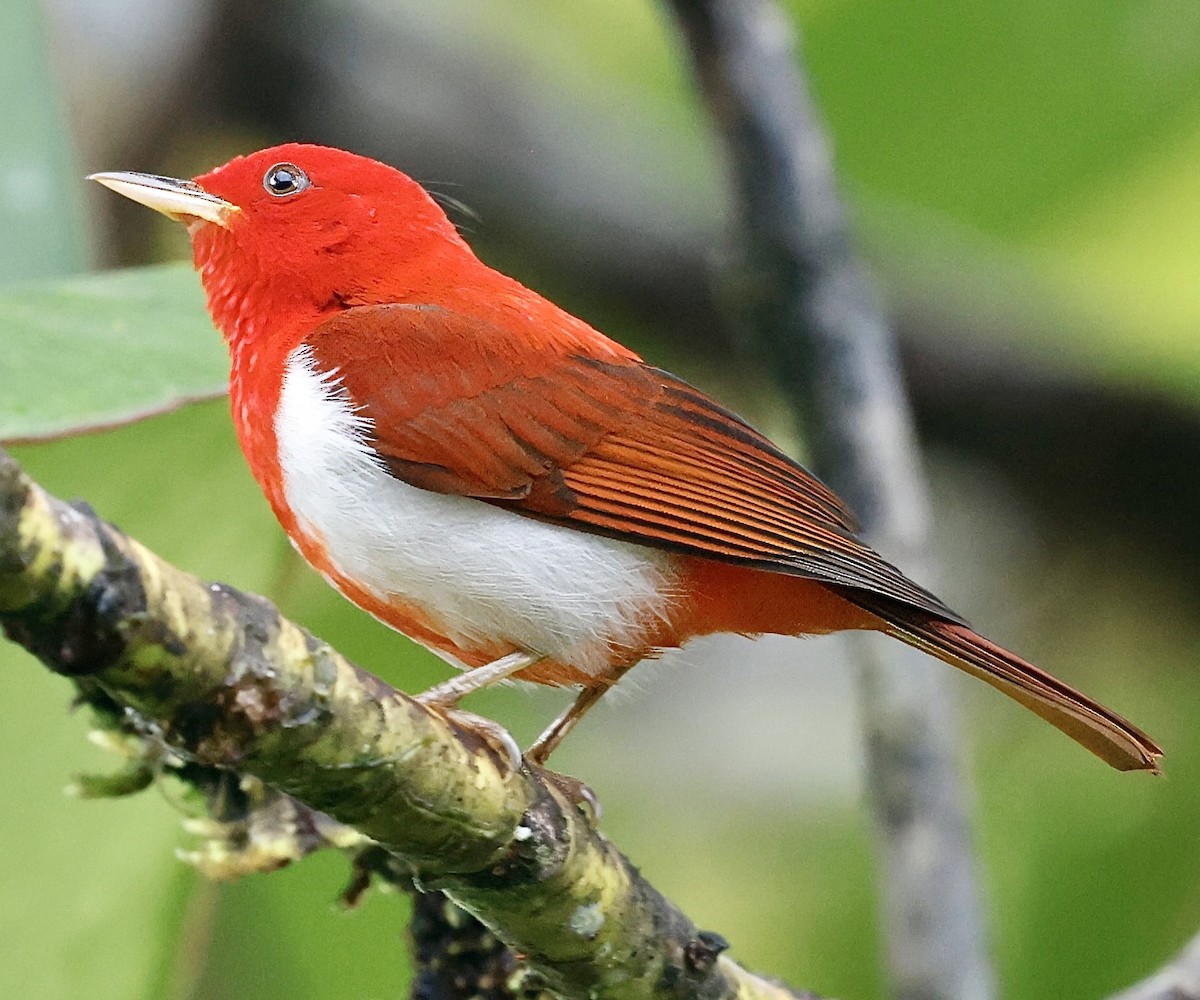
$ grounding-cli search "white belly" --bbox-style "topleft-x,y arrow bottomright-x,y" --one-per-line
274,345 -> 679,674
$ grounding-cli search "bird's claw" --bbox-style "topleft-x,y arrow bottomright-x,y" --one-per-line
535,768 -> 602,822
421,703 -> 522,772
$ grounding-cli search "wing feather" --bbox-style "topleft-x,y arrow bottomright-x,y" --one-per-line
305,304 -> 961,623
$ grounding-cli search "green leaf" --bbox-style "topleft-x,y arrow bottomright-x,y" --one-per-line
0,264 -> 227,442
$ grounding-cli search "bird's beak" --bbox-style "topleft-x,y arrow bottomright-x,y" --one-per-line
87,171 -> 238,229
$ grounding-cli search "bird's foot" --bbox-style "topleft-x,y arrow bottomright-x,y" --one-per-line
535,767 -> 602,822
412,651 -> 544,770
420,703 -> 522,772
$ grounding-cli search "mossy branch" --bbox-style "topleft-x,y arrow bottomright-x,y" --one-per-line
0,445 -> 824,1000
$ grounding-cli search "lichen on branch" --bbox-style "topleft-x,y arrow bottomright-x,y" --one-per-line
0,446 -> 817,1000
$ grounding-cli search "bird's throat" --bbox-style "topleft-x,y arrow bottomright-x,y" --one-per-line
194,229 -> 317,351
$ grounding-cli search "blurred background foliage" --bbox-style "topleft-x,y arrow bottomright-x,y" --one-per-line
1,1 -> 1198,998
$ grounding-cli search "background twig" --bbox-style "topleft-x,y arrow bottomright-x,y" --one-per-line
663,2 -> 993,998
1107,932 -> 1200,1000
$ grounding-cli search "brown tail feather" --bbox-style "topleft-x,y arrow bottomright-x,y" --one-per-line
853,598 -> 1162,773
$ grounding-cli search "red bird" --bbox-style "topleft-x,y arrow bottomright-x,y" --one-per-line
91,144 -> 1161,772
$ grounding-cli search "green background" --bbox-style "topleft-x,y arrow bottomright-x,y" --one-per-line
2,1 -> 1199,998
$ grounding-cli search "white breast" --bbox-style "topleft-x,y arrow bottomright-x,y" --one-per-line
274,345 -> 680,675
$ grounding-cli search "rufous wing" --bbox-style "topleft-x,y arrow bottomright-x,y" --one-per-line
304,303 -> 959,621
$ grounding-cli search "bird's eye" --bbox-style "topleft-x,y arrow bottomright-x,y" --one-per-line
263,163 -> 309,197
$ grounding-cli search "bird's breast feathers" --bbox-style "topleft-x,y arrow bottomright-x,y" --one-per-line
273,344 -> 680,674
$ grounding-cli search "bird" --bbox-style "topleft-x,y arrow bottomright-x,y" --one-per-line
90,143 -> 1161,773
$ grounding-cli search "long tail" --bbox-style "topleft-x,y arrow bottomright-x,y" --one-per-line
850,595 -> 1163,773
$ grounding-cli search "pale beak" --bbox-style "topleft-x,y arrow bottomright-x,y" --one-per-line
87,171 -> 238,228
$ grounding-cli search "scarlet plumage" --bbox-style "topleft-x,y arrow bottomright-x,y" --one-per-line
92,143 -> 1162,772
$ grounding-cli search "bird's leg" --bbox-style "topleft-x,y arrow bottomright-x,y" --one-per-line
414,651 -> 543,770
525,662 -> 636,766
519,681 -> 617,820
414,650 -> 543,707
526,687 -> 606,765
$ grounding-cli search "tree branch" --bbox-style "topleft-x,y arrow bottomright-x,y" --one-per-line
662,3 -> 993,998
0,445 -> 822,1000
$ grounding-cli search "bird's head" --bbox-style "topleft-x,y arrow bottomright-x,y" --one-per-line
91,143 -> 470,349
